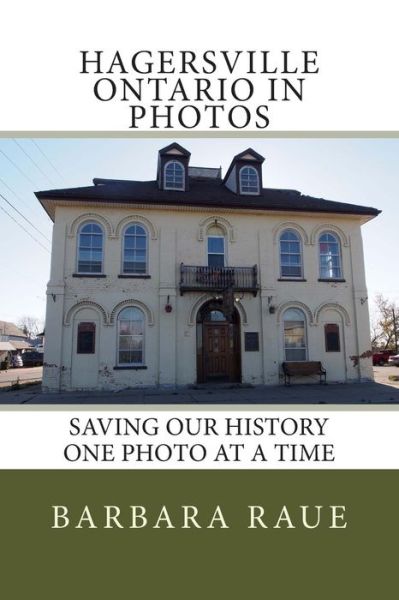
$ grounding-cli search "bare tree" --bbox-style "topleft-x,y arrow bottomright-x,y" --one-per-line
18,316 -> 43,340
371,295 -> 399,352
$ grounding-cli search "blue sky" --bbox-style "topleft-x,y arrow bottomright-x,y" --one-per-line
0,138 -> 397,327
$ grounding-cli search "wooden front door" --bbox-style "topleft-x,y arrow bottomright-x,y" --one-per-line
203,322 -> 240,382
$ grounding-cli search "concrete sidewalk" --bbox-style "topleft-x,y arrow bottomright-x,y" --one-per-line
1,380 -> 399,404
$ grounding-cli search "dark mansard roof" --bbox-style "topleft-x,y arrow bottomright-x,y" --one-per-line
36,176 -> 380,221
35,144 -> 380,221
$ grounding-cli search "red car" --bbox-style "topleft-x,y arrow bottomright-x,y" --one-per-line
372,350 -> 393,366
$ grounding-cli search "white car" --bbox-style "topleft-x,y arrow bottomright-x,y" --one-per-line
388,354 -> 399,367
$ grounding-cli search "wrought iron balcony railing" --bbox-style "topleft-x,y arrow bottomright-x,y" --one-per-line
179,264 -> 258,296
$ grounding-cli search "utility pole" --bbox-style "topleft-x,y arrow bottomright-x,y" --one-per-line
393,308 -> 398,354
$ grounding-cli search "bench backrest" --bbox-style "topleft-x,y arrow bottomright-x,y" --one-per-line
282,361 -> 323,375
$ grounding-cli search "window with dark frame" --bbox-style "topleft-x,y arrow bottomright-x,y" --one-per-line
77,322 -> 96,354
324,323 -> 340,352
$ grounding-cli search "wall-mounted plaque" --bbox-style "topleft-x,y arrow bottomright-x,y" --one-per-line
245,332 -> 259,351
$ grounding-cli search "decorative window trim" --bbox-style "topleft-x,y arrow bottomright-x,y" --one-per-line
276,301 -> 314,326
314,302 -> 351,326
121,222 -> 149,276
115,215 -> 158,240
272,222 -> 310,246
239,166 -> 260,195
279,229 -> 304,279
76,221 -> 105,275
68,213 -> 113,238
198,216 -> 236,243
164,160 -> 185,191
64,301 -> 108,326
110,300 -> 154,326
113,365 -> 148,370
72,273 -> 107,278
310,224 -> 349,247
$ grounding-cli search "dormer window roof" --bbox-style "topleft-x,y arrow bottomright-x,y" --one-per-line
223,147 -> 265,196
157,142 -> 190,192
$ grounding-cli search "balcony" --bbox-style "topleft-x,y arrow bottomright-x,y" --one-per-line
179,264 -> 259,296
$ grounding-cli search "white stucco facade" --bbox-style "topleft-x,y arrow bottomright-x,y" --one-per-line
37,145 -> 377,392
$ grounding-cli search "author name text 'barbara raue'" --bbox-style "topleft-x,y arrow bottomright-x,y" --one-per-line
51,504 -> 347,530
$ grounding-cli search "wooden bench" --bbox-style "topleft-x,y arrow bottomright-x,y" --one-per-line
282,361 -> 326,386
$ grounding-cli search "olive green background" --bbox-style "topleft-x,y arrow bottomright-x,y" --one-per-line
0,470 -> 397,599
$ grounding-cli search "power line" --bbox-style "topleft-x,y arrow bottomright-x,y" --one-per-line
30,139 -> 66,183
0,204 -> 50,253
0,192 -> 51,242
0,175 -> 44,221
0,148 -> 39,187
12,139 -> 56,187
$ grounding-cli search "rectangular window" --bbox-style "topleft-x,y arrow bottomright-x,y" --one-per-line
208,236 -> 225,267
325,324 -> 340,352
77,322 -> 96,354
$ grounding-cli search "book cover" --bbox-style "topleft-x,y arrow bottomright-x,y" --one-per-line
0,2 -> 398,598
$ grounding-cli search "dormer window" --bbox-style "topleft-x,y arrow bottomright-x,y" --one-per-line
164,160 -> 185,191
239,166 -> 259,195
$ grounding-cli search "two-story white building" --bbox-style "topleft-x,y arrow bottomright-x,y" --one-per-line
36,143 -> 379,392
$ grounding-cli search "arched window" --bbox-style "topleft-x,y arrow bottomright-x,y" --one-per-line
117,307 -> 145,366
279,229 -> 303,278
239,166 -> 259,194
207,225 -> 225,267
319,232 -> 342,279
122,224 -> 148,274
164,160 -> 185,190
283,308 -> 307,361
77,222 -> 103,274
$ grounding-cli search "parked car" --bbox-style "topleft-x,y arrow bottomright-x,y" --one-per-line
11,354 -> 23,368
388,354 -> 399,367
21,351 -> 44,367
372,350 -> 393,366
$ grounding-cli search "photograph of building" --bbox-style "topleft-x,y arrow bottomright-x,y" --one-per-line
35,142 -> 380,392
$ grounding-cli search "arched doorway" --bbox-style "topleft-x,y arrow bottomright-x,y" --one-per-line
196,300 -> 241,383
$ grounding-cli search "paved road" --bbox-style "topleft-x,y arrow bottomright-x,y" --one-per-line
0,366 -> 42,388
373,365 -> 399,387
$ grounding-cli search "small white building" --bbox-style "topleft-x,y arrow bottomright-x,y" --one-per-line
36,143 -> 379,392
